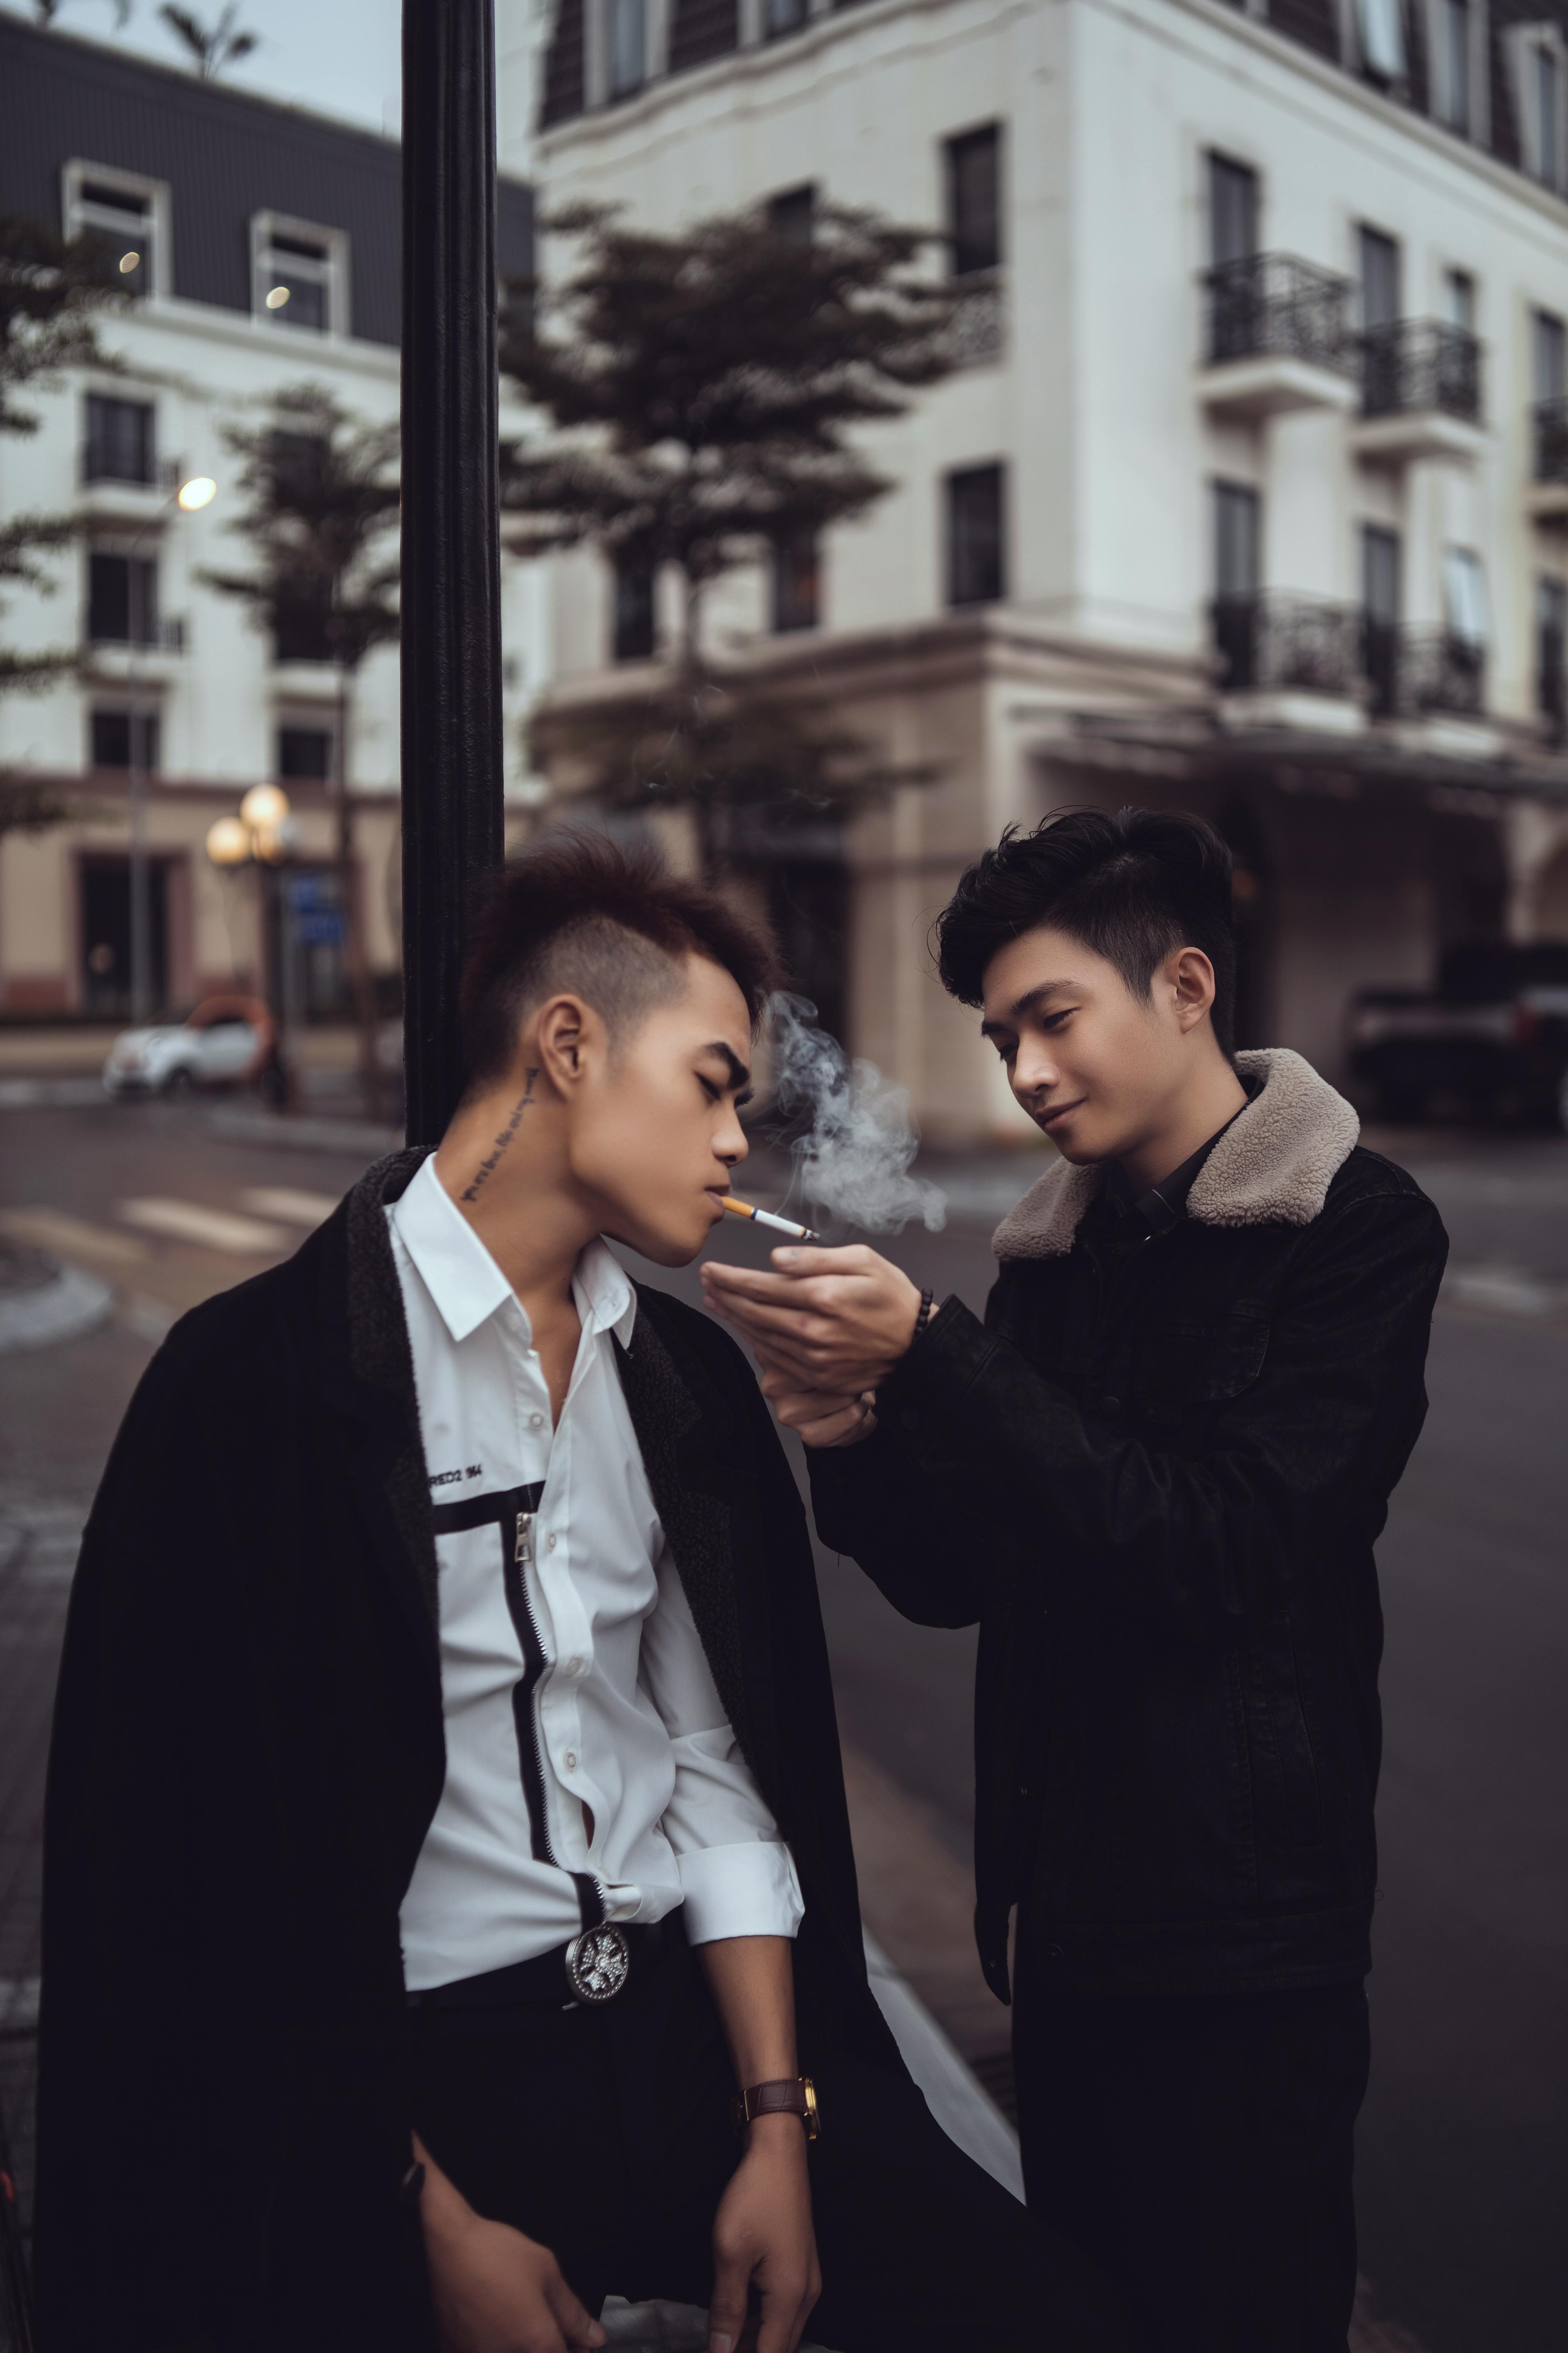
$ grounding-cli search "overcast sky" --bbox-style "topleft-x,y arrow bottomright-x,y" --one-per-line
2,0 -> 404,135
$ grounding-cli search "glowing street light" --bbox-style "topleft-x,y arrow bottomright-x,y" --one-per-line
240,783 -> 290,834
205,815 -> 250,869
119,250 -> 140,276
177,476 -> 217,512
265,285 -> 290,310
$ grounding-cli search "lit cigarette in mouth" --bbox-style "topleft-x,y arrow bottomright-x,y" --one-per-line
719,1195 -> 821,1244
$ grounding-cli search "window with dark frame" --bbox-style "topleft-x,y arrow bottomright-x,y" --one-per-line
1443,268 -> 1476,333
1359,226 -> 1401,329
946,463 -> 1005,607
279,724 -> 335,781
764,0 -> 809,38
1537,574 -> 1566,738
84,396 -> 154,487
1211,480 -> 1261,690
1535,308 -> 1567,401
612,546 -> 657,661
1361,523 -> 1401,716
87,550 -> 158,645
90,708 -> 159,770
767,185 -> 816,247
606,0 -> 647,97
1538,41 -> 1561,187
1208,153 -> 1259,269
771,529 -> 819,633
946,126 -> 1001,278
1436,0 -> 1470,128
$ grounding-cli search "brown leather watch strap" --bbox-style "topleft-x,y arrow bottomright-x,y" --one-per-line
731,2076 -> 820,2139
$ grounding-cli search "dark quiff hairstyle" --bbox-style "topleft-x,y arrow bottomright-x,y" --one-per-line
934,807 -> 1240,1056
459,832 -> 784,1092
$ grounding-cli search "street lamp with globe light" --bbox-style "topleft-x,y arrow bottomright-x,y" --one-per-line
206,785 -> 298,1077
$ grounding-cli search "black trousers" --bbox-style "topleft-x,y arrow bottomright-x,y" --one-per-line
1012,1949 -> 1371,2353
410,1922 -> 1132,2352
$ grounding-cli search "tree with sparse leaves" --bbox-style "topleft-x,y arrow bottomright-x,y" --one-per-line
502,201 -> 957,863
33,1 -> 132,27
0,212 -> 124,836
204,384 -> 399,1112
158,3 -> 257,76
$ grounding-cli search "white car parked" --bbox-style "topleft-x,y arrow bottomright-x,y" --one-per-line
103,996 -> 281,1100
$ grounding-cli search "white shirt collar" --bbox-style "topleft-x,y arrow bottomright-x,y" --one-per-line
390,1150 -> 637,1350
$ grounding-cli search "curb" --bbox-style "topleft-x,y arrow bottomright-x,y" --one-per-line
0,1260 -> 113,1353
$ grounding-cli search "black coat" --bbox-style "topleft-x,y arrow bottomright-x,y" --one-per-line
35,1150 -> 1126,2352
809,1052 -> 1448,2004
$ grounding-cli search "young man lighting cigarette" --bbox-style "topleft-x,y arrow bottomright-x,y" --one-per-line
703,809 -> 1448,2353
36,835 -> 1128,2353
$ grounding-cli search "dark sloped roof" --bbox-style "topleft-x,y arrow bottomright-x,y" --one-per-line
0,15 -> 532,349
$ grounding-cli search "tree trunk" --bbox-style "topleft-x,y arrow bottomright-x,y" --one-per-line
336,666 -> 385,1123
677,570 -> 720,876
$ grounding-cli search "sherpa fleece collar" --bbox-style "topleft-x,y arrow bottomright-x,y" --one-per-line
991,1048 -> 1360,1262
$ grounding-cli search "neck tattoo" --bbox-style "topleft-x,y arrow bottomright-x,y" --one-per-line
461,1069 -> 540,1204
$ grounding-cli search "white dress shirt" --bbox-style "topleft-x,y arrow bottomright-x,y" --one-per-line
389,1152 -> 803,1990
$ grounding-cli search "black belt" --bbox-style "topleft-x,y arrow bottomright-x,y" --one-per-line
408,1916 -> 673,2013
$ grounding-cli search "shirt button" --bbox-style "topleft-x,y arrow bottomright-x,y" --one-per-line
546,1532 -> 558,1552
528,1413 -> 544,1431
565,1657 -> 583,1678
564,1750 -> 578,1772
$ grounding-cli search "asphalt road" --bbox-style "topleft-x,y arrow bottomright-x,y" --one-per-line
0,1097 -> 1564,2353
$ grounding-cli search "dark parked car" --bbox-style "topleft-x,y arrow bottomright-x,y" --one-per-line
1348,941 -> 1568,1127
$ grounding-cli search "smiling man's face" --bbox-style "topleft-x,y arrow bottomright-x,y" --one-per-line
980,922 -> 1207,1167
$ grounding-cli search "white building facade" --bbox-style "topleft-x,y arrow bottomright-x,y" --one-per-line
520,0 -> 1568,1138
0,16 -> 539,1024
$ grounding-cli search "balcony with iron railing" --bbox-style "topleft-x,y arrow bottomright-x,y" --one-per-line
1396,628 -> 1486,719
1526,396 -> 1568,522
947,271 -> 1004,369
1359,622 -> 1486,721
1198,254 -> 1359,418
1211,592 -> 1364,707
1213,598 -> 1488,727
1350,320 -> 1485,464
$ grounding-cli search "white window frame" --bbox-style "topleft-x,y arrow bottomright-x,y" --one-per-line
1506,23 -> 1568,191
1348,0 -> 1410,87
1425,0 -> 1490,139
1444,547 -> 1488,646
586,0 -> 669,105
62,160 -> 172,301
250,211 -> 350,338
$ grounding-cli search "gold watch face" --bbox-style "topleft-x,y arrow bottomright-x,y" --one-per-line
802,2078 -> 820,2141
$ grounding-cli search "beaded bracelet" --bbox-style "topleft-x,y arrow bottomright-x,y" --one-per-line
913,1287 -> 936,1342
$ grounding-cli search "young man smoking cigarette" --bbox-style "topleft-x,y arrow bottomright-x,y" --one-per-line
35,837 -> 1129,2353
703,809 -> 1448,2353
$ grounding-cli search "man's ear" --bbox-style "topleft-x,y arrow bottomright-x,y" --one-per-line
1168,946 -> 1218,1035
533,993 -> 604,1093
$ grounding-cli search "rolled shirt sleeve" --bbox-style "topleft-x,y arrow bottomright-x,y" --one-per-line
639,1548 -> 805,1945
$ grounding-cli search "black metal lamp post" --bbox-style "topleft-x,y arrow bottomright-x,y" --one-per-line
400,0 -> 505,1147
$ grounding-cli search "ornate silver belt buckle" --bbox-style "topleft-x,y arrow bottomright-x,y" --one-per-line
565,1924 -> 631,2004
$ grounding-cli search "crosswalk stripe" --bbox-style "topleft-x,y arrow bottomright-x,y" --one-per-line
118,1198 -> 288,1254
238,1186 -> 338,1228
0,1206 -> 150,1265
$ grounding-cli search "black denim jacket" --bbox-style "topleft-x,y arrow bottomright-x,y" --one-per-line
809,1051 -> 1448,2001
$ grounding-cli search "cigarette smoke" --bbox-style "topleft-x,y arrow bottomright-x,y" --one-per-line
766,993 -> 947,1235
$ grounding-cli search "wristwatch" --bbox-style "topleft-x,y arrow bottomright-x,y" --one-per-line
731,2077 -> 820,2140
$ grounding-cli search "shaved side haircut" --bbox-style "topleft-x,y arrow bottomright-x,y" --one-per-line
459,833 -> 783,1093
